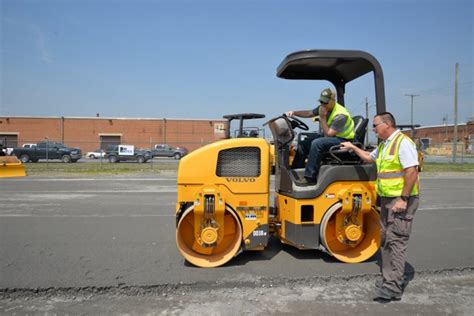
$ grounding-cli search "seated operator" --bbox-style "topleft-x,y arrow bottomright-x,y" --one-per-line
286,88 -> 355,186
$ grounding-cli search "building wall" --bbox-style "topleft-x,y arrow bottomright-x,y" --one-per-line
0,116 -> 227,152
403,122 -> 473,145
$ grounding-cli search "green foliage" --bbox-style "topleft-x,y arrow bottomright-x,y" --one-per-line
22,161 -> 474,177
25,161 -> 178,176
423,163 -> 474,172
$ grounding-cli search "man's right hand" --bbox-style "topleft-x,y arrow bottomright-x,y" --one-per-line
340,142 -> 355,151
286,111 -> 294,117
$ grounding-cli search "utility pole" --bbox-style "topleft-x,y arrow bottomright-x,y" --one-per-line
365,97 -> 369,145
453,63 -> 459,163
443,114 -> 448,141
405,94 -> 420,138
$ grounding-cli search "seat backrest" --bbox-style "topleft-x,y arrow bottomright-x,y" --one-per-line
352,115 -> 369,144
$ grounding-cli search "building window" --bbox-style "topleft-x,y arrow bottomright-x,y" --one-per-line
0,134 -> 18,148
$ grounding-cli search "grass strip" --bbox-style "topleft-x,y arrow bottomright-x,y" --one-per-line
24,161 -> 178,176
422,162 -> 474,173
21,161 -> 474,177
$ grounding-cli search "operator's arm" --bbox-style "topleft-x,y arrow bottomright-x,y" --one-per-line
340,142 -> 374,163
318,105 -> 338,137
286,110 -> 315,118
319,116 -> 338,137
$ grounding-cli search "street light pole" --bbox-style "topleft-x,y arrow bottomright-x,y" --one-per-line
405,94 -> 420,138
443,114 -> 448,141
453,63 -> 459,163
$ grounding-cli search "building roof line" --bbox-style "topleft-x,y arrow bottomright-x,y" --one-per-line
414,123 -> 468,129
0,116 -> 226,121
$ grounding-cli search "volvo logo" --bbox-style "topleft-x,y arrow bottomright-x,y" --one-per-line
225,177 -> 256,183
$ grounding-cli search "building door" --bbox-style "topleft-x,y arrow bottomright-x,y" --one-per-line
0,134 -> 18,148
100,136 -> 121,151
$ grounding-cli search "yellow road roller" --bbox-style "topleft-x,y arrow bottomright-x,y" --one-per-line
176,49 -> 386,267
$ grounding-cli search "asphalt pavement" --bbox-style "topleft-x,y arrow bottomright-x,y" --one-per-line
0,173 -> 473,314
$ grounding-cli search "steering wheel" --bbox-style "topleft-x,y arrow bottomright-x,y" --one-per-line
287,116 -> 309,131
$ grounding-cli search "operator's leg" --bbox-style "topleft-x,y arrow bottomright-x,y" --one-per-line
380,197 -> 419,296
291,133 -> 321,169
304,137 -> 343,180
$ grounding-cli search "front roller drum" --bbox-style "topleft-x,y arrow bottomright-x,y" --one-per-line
320,202 -> 380,263
176,206 -> 242,268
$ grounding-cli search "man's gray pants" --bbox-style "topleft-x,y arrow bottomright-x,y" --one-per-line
380,196 -> 419,294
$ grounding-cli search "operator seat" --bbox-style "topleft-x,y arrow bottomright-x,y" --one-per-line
322,115 -> 369,164
351,115 -> 369,144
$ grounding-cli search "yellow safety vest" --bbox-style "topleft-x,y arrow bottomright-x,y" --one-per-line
321,103 -> 355,140
375,132 -> 419,197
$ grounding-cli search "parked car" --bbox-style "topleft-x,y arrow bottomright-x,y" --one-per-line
12,141 -> 81,163
150,144 -> 188,159
105,145 -> 151,163
86,149 -> 106,159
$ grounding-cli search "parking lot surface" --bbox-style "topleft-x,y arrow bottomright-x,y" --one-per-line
1,174 -> 473,314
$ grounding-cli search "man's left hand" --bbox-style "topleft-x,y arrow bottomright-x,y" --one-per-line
391,198 -> 407,213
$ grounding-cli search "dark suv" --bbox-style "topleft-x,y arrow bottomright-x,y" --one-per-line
150,144 -> 188,159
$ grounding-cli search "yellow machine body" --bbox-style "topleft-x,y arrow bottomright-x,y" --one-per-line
175,49 -> 390,267
0,156 -> 27,178
276,182 -> 380,263
176,138 -> 271,267
175,137 -> 381,267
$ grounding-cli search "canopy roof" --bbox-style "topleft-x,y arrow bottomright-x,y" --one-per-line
277,49 -> 386,114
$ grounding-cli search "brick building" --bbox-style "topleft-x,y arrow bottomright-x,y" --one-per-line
404,120 -> 474,149
0,116 -> 228,153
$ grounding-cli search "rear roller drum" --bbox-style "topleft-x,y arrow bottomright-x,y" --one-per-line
320,202 -> 380,263
176,206 -> 242,268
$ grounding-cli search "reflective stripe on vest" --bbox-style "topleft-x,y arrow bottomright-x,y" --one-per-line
377,171 -> 405,179
375,132 -> 419,197
323,103 -> 355,140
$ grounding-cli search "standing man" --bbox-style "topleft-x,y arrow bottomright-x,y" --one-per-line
286,88 -> 355,186
341,112 -> 419,302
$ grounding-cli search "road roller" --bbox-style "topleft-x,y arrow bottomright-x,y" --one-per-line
176,49 -> 387,267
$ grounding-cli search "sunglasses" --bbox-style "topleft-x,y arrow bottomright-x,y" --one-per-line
320,101 -> 329,105
372,121 -> 385,128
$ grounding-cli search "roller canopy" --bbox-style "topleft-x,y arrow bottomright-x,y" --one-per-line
277,49 -> 386,114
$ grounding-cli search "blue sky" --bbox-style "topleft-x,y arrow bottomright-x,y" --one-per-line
1,0 -> 472,134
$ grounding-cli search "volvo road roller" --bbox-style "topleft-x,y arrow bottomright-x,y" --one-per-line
176,49 -> 387,267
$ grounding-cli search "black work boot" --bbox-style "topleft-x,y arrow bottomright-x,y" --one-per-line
295,177 -> 316,187
373,286 -> 402,302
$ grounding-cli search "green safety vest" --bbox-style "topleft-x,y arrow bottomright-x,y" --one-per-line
375,132 -> 419,197
321,103 -> 355,140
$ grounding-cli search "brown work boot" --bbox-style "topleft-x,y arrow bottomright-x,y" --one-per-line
375,278 -> 409,291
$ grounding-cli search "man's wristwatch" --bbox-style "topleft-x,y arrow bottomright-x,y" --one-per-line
400,195 -> 409,202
